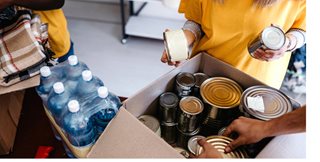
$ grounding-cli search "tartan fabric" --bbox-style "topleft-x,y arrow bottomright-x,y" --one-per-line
0,10 -> 48,86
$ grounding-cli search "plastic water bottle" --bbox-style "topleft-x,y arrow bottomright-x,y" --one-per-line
92,87 -> 121,135
76,70 -> 104,104
62,100 -> 97,147
65,55 -> 89,81
36,66 -> 59,105
47,82 -> 70,126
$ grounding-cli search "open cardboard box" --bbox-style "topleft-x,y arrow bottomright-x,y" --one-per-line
86,53 -> 305,158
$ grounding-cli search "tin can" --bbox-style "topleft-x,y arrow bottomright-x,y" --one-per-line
160,122 -> 177,144
177,96 -> 204,132
175,72 -> 196,98
193,73 -> 210,98
187,135 -> 205,155
196,136 -> 248,158
176,127 -> 200,149
159,92 -> 179,123
248,25 -> 286,60
173,147 -> 190,158
200,77 -> 243,123
138,115 -> 161,136
217,127 -> 238,139
163,30 -> 190,62
239,85 -> 293,121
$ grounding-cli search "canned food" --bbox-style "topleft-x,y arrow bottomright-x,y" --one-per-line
163,30 -> 190,62
200,77 -> 243,122
196,136 -> 248,158
178,96 -> 204,132
217,127 -> 238,139
176,127 -> 200,149
248,25 -> 285,60
174,147 -> 190,158
175,72 -> 196,98
240,85 -> 293,121
187,135 -> 205,155
138,115 -> 161,136
160,122 -> 177,144
159,92 -> 179,123
193,73 -> 210,98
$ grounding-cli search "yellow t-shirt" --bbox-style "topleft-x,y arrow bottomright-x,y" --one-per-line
33,9 -> 71,58
179,0 -> 306,89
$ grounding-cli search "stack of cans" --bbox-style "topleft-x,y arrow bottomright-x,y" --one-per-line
200,77 -> 243,135
159,92 -> 179,144
176,96 -> 204,149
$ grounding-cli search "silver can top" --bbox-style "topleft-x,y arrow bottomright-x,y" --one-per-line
193,73 -> 210,88
160,92 -> 179,108
261,26 -> 285,50
188,135 -> 206,155
176,72 -> 196,88
240,85 -> 293,121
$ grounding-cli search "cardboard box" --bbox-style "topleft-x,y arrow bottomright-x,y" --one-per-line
0,90 -> 25,155
0,75 -> 38,155
85,53 -> 304,158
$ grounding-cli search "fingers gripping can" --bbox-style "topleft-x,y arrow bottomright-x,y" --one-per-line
248,25 -> 286,59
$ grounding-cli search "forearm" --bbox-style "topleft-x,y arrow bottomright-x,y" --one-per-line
12,0 -> 65,10
264,105 -> 306,137
182,20 -> 203,46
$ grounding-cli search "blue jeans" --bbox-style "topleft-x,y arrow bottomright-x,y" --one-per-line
57,41 -> 74,63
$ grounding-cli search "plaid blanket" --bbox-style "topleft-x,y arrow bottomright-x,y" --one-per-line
0,10 -> 48,86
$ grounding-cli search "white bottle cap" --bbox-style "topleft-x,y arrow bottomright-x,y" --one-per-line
68,100 -> 80,113
40,66 -> 51,77
98,86 -> 109,98
53,82 -> 64,94
82,70 -> 93,81
68,55 -> 79,66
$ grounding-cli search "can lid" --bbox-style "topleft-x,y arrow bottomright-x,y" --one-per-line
40,66 -> 51,77
188,135 -> 206,155
193,73 -> 209,87
176,72 -> 196,87
173,147 -> 190,158
179,96 -> 204,115
160,92 -> 179,108
200,77 -> 243,109
262,26 -> 285,50
138,115 -> 160,133
241,85 -> 292,120
196,136 -> 248,158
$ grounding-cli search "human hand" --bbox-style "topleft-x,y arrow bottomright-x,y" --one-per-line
190,138 -> 223,158
0,0 -> 13,10
252,36 -> 294,62
161,29 -> 182,67
223,116 -> 268,153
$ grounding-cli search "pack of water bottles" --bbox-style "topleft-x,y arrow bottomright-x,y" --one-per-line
36,55 -> 122,157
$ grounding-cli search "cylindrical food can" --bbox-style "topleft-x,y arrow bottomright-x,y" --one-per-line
163,30 -> 189,62
177,96 -> 204,132
217,127 -> 238,139
176,127 -> 200,149
196,136 -> 248,158
173,147 -> 190,158
160,122 -> 177,144
248,25 -> 286,60
187,135 -> 205,155
175,72 -> 196,98
193,73 -> 210,98
138,115 -> 161,136
240,85 -> 293,121
159,92 -> 179,123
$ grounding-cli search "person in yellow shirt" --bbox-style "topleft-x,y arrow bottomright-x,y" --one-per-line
161,0 -> 306,89
0,0 -> 73,63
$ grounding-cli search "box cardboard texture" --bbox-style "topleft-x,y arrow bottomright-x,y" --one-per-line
87,53 -> 304,158
0,90 -> 25,155
0,74 -> 38,155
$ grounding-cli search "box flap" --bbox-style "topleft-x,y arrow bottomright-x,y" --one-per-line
0,75 -> 39,95
124,54 -> 202,117
87,108 -> 183,158
8,90 -> 25,126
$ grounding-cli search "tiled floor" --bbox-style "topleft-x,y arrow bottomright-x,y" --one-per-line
63,0 -> 306,104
